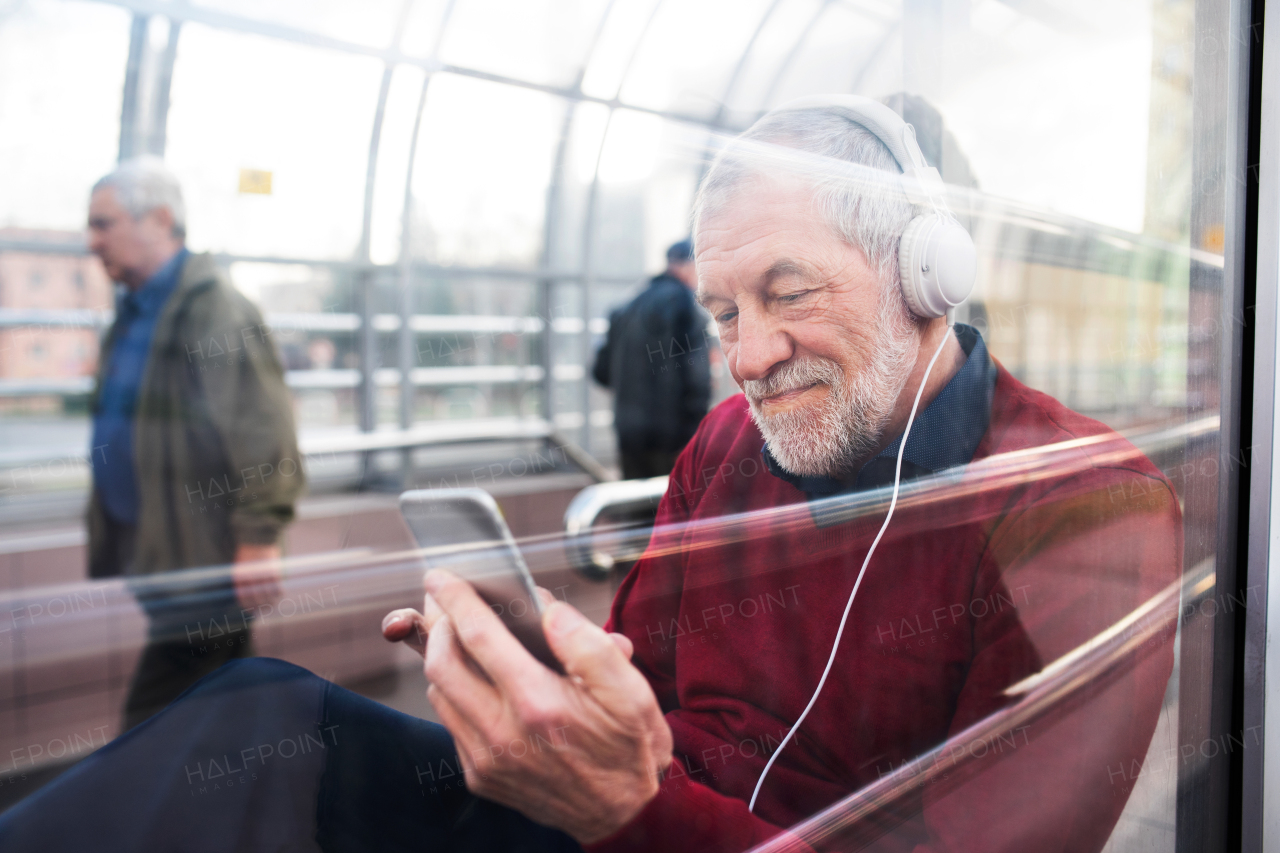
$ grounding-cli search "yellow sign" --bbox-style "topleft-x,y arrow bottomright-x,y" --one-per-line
238,168 -> 273,195
1201,223 -> 1225,254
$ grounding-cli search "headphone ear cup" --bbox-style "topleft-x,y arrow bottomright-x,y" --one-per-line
898,215 -> 936,318
897,214 -> 976,319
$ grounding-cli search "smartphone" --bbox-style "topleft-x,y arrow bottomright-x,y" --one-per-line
399,487 -> 563,673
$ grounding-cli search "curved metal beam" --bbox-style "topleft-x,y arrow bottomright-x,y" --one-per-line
397,0 -> 460,434
535,0 -> 620,435
117,12 -> 148,161
357,0 -> 415,446
576,0 -> 668,450
148,19 -> 181,156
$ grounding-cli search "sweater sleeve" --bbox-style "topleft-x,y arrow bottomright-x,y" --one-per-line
892,464 -> 1182,853
584,764 -> 810,853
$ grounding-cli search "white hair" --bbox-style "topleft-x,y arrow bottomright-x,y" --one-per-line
92,156 -> 187,239
693,107 -> 915,287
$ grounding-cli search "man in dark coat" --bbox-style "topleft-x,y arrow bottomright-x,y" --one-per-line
593,240 -> 712,479
85,157 -> 304,728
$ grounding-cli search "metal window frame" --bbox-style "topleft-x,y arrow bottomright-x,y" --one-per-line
354,0 -> 414,453
1177,0 -> 1265,851
116,12 -> 148,160
1245,0 -> 1276,850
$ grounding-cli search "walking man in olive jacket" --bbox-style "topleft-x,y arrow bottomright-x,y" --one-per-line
86,157 -> 304,728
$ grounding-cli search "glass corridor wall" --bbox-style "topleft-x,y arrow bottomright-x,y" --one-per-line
1,0 -> 1218,468
0,0 -> 1259,850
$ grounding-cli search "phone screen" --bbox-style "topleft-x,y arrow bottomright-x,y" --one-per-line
399,488 -> 563,673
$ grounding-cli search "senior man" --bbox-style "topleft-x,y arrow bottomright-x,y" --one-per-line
383,99 -> 1179,852
0,99 -> 1178,853
86,157 -> 303,729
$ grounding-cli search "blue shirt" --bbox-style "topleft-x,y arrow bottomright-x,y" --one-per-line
91,249 -> 189,525
762,323 -> 996,522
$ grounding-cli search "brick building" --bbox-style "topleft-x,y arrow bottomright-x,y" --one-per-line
0,229 -> 112,395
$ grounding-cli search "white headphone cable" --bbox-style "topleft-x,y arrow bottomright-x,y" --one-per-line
747,320 -> 956,813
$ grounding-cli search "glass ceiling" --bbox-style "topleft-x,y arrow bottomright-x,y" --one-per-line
0,0 -> 1159,273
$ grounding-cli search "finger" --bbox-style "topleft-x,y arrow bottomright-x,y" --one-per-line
543,602 -> 653,710
382,608 -> 428,656
423,612 -> 503,722
424,570 -> 546,689
609,632 -> 634,659
423,591 -> 445,629
535,586 -> 557,608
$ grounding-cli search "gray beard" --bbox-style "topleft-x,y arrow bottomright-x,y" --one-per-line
744,286 -> 919,479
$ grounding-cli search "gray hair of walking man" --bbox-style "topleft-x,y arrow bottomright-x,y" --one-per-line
92,155 -> 187,239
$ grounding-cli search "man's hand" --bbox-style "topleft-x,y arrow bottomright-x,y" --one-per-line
382,571 -> 672,844
232,543 -> 283,610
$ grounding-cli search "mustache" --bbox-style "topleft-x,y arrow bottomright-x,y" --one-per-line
743,357 -> 842,402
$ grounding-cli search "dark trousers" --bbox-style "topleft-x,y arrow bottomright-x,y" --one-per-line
88,510 -> 136,580
0,659 -> 583,852
123,631 -> 254,731
93,511 -> 255,730
620,448 -> 681,480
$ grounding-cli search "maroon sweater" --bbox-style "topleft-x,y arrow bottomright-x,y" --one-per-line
592,364 -> 1180,853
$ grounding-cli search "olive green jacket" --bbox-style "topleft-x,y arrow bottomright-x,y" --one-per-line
88,252 -> 304,575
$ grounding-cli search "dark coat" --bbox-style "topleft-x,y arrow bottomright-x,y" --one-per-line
592,273 -> 712,454
88,252 -> 304,576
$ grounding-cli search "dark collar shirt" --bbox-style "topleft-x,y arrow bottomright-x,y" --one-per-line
91,248 -> 189,525
762,323 -> 996,509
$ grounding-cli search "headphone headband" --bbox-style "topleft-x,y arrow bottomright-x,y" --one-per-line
763,94 -> 949,212
766,95 -> 915,171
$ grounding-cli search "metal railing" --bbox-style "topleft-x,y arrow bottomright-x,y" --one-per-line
564,476 -> 669,578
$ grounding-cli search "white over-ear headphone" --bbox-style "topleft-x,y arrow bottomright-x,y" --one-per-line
765,95 -> 977,320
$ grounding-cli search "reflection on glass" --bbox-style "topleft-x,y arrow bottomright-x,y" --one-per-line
0,0 -> 1243,851
409,74 -> 561,268
166,26 -> 383,259
0,0 -> 130,231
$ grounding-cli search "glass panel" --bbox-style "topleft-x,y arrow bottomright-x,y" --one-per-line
772,1 -> 902,102
0,1 -> 1248,852
187,0 -> 405,48
618,0 -> 780,119
399,0 -> 456,58
944,0 -> 1154,232
369,65 -> 429,266
0,0 -> 130,231
164,24 -> 384,259
579,0 -> 663,101
716,0 -> 829,126
406,73 -> 562,268
436,0 -> 614,88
